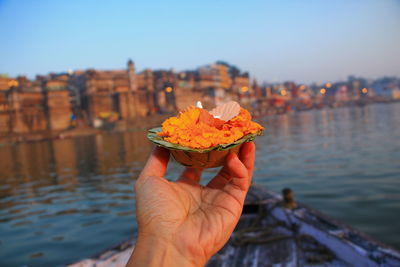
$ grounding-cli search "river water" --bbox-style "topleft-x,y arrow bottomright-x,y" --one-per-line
0,103 -> 399,266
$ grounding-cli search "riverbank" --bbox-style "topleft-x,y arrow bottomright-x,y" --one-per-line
0,114 -> 170,147
1,101 -> 398,147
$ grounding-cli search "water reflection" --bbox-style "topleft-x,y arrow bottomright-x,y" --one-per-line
255,103 -> 400,250
0,130 -> 152,267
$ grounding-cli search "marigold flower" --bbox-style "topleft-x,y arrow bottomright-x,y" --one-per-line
157,107 -> 264,149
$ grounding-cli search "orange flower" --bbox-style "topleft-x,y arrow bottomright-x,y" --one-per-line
157,107 -> 263,149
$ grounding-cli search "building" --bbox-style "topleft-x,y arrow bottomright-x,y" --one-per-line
71,60 -> 157,124
46,90 -> 72,130
0,59 -> 259,134
7,90 -> 47,133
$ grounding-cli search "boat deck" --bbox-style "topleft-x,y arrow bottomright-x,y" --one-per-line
206,186 -> 347,266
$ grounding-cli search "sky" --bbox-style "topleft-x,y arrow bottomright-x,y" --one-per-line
0,0 -> 399,84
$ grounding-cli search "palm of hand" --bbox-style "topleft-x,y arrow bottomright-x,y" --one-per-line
135,143 -> 255,265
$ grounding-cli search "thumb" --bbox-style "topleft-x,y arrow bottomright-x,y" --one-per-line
139,146 -> 170,180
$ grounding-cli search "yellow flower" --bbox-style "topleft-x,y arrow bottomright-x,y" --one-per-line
157,107 -> 263,149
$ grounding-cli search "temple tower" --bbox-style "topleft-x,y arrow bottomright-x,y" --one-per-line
127,59 -> 137,92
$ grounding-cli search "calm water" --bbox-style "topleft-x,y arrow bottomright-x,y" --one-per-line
1,103 -> 400,266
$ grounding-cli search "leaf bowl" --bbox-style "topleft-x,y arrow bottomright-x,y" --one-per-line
147,127 -> 263,168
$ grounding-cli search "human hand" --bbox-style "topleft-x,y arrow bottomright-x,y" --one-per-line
127,142 -> 255,267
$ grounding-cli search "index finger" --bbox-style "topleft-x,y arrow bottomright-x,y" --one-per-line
139,146 -> 170,179
239,142 -> 256,182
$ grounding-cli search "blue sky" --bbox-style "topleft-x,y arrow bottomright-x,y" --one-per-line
0,0 -> 399,83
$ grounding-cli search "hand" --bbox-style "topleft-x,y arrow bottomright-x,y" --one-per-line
127,142 -> 256,267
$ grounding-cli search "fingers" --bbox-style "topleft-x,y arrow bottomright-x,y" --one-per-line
224,152 -> 249,191
139,146 -> 170,180
239,142 -> 256,185
207,142 -> 255,191
206,152 -> 247,190
206,159 -> 232,189
207,168 -> 231,189
177,167 -> 203,184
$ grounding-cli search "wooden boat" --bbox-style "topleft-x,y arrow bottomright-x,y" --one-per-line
68,185 -> 400,267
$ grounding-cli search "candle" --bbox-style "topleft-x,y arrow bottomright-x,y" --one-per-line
196,101 -> 203,109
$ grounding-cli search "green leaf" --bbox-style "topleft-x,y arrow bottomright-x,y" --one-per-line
147,127 -> 263,153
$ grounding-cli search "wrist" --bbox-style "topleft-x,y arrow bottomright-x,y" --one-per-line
128,233 -> 204,267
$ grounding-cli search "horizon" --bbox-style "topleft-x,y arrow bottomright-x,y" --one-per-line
1,0 -> 400,84
2,58 -> 400,86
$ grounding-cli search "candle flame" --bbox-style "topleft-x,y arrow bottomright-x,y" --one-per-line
196,101 -> 203,109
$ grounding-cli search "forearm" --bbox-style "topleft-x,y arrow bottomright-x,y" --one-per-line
127,234 -> 203,267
